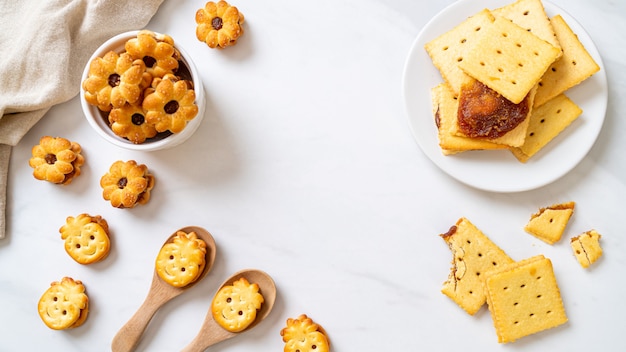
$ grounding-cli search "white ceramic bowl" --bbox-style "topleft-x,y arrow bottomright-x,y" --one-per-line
80,31 -> 205,151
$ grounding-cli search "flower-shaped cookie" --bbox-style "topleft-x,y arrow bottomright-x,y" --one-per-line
212,277 -> 264,332
109,103 -> 158,144
196,1 -> 245,49
125,30 -> 179,79
37,277 -> 89,330
100,160 -> 155,208
82,51 -> 149,111
156,231 -> 207,288
143,74 -> 198,133
281,314 -> 330,352
29,136 -> 85,185
59,214 -> 111,265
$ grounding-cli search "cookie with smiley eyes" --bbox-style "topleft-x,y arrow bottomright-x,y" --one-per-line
155,231 -> 207,288
212,277 -> 264,332
38,277 -> 89,330
59,214 -> 111,265
281,314 -> 330,352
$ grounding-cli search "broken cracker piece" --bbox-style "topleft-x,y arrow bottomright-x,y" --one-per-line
524,201 -> 575,244
440,217 -> 514,315
571,230 -> 603,268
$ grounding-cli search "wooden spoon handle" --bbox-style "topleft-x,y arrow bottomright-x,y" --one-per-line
111,293 -> 167,352
181,315 -> 233,352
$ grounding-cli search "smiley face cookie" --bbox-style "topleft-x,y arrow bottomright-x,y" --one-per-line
37,277 -> 89,330
156,231 -> 207,288
281,314 -> 330,352
211,277 -> 264,332
59,214 -> 110,265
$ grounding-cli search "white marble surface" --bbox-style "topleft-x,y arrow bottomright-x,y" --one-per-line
2,0 -> 625,350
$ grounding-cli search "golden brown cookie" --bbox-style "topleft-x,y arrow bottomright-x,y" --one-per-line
108,103 -> 158,144
100,160 -> 155,208
196,1 -> 245,49
82,50 -> 149,112
37,277 -> 89,330
29,136 -> 85,185
59,214 -> 111,265
281,314 -> 330,352
125,30 -> 179,79
143,74 -> 198,133
156,231 -> 207,287
212,277 -> 264,332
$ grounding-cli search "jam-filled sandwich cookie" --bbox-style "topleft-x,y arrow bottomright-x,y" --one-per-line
37,277 -> 89,330
108,103 -> 158,144
281,314 -> 330,352
82,50 -> 150,112
196,1 -> 245,49
59,214 -> 111,265
212,277 -> 264,332
125,30 -> 180,79
143,73 -> 198,133
100,160 -> 155,208
29,136 -> 85,185
156,231 -> 207,288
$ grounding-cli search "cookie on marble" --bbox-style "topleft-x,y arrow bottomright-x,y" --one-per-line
37,277 -> 89,330
59,213 -> 111,265
100,160 -> 155,208
29,136 -> 85,185
196,1 -> 245,49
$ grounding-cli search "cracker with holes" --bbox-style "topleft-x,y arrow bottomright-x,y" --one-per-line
571,230 -> 603,268
156,231 -> 207,288
511,94 -> 582,162
59,214 -> 111,265
281,314 -> 330,352
440,217 -> 515,315
37,277 -> 89,330
424,9 -> 496,94
484,255 -> 568,343
458,15 -> 561,104
212,277 -> 264,332
524,201 -> 575,244
432,82 -> 507,154
492,0 -> 561,55
533,14 -> 600,107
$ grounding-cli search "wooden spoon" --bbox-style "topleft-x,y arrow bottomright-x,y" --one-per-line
111,226 -> 217,352
181,269 -> 277,352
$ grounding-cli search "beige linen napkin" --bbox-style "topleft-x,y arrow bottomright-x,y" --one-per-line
0,0 -> 165,239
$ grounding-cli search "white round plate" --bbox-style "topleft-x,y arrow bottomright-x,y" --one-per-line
402,0 -> 607,192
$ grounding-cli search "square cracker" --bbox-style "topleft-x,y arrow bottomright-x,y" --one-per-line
440,217 -> 514,315
425,9 -> 496,94
533,15 -> 600,107
459,16 -> 561,104
492,0 -> 561,54
484,255 -> 568,343
511,93 -> 582,162
431,82 -> 507,154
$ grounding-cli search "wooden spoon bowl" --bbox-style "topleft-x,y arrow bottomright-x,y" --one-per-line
181,269 -> 277,352
111,226 -> 217,352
